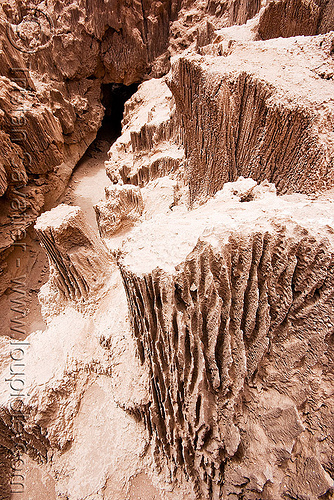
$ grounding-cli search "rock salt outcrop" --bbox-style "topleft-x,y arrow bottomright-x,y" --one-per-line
0,204 -> 151,499
1,0 -> 333,289
0,0 -> 334,498
119,179 -> 334,499
257,0 -> 334,40
2,180 -> 334,499
169,32 -> 334,203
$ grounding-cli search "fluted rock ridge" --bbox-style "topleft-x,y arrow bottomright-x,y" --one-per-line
119,179 -> 334,499
257,0 -> 334,40
106,78 -> 184,188
169,32 -> 334,203
35,204 -> 111,302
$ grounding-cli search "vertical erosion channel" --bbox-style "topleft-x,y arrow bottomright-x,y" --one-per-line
60,82 -> 139,230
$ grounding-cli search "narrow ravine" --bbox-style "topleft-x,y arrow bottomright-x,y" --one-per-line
0,84 -> 138,339
58,84 -> 138,229
58,130 -> 113,231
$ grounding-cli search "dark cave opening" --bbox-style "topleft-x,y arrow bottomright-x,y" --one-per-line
97,82 -> 139,143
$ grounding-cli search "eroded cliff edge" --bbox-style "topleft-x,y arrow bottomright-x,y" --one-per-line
119,179 -> 334,499
1,0 -> 333,291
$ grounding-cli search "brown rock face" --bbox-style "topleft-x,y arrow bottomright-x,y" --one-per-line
169,33 -> 334,203
207,0 -> 261,24
257,0 -> 334,40
119,180 -> 334,499
0,48 -> 104,266
44,0 -> 182,84
0,0 -> 334,498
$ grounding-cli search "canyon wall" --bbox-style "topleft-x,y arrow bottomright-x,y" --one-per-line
0,0 -> 190,292
104,78 -> 184,188
257,0 -> 334,39
0,0 -> 334,498
169,32 -> 334,203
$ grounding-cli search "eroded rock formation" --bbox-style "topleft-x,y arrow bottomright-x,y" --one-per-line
1,0 -> 334,287
169,32 -> 334,203
0,0 -> 334,498
94,185 -> 144,237
118,179 -> 334,499
257,0 -> 334,40
105,78 -> 184,188
35,204 -> 111,302
1,179 -> 333,498
0,0 -> 191,290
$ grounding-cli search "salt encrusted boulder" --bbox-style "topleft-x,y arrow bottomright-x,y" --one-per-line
35,204 -> 111,301
0,202 -> 151,498
119,179 -> 334,499
94,184 -> 144,238
169,32 -> 334,203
